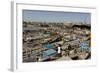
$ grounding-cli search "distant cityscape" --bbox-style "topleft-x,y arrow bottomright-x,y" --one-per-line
23,10 -> 91,24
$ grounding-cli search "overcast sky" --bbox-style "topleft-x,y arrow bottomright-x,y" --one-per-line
23,10 -> 91,24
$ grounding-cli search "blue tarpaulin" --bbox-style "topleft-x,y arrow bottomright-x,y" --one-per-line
43,44 -> 54,49
43,49 -> 57,58
80,42 -> 90,51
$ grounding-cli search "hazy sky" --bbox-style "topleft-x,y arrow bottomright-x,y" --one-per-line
23,10 -> 91,24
